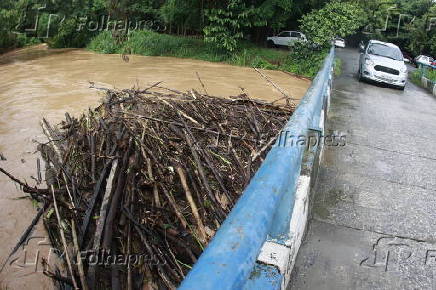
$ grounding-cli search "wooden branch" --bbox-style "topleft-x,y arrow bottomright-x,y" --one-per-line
176,167 -> 207,242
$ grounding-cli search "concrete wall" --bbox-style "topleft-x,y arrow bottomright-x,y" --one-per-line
420,76 -> 436,97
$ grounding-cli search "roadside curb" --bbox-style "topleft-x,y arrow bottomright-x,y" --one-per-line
419,74 -> 436,97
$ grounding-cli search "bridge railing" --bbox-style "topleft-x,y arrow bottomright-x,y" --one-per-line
417,63 -> 436,96
179,47 -> 336,290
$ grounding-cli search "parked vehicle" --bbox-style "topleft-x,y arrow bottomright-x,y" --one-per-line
267,31 -> 307,47
400,50 -> 413,63
334,37 -> 345,48
431,59 -> 436,68
414,55 -> 434,67
358,40 -> 408,90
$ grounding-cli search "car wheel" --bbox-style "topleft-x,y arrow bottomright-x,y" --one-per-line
398,85 -> 405,91
267,40 -> 275,48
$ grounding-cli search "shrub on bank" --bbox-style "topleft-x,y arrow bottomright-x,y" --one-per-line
125,30 -> 224,60
281,41 -> 329,78
87,31 -> 121,54
411,67 -> 436,86
49,18 -> 94,48
425,69 -> 436,82
410,70 -> 422,86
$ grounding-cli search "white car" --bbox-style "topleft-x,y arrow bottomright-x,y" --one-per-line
334,38 -> 345,48
358,40 -> 408,90
267,31 -> 307,47
414,55 -> 434,67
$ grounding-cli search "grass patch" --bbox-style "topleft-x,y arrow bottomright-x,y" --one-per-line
410,70 -> 422,86
280,49 -> 329,78
87,30 -> 326,78
0,34 -> 41,54
424,69 -> 436,82
334,58 -> 342,76
410,67 -> 436,86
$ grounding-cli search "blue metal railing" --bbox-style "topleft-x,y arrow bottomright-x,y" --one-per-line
179,47 -> 335,290
418,63 -> 436,79
417,64 -> 436,92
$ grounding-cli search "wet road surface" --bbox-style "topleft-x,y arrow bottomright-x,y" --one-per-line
290,48 -> 436,289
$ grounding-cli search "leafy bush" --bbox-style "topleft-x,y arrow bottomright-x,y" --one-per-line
16,34 -> 41,47
203,0 -> 257,52
410,70 -> 422,86
160,0 -> 201,34
411,68 -> 436,85
424,69 -> 436,83
49,18 -> 93,48
0,7 -> 19,50
281,41 -> 328,78
88,31 -> 121,54
125,30 -> 212,56
300,1 -> 364,46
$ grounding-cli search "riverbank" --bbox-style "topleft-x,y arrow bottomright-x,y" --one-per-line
1,32 -> 333,79
87,31 -> 329,78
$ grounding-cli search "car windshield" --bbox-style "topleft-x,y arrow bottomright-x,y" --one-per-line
368,43 -> 403,61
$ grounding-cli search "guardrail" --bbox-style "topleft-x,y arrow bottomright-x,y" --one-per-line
416,64 -> 436,96
179,47 -> 336,290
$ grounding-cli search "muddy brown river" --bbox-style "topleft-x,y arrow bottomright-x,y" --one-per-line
0,44 -> 310,289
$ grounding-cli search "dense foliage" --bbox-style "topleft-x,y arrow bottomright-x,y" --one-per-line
1,0 -> 435,70
300,1 -> 364,46
203,0 -> 260,52
0,0 -> 327,51
358,0 -> 436,56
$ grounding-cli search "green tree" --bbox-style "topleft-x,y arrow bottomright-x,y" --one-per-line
160,0 -> 201,35
354,0 -> 435,56
203,0 -> 260,52
406,5 -> 436,55
256,0 -> 293,31
0,7 -> 19,49
300,0 -> 365,46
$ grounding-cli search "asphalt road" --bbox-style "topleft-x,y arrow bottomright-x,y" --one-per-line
289,48 -> 436,290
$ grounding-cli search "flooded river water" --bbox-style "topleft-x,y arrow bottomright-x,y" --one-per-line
0,44 -> 310,289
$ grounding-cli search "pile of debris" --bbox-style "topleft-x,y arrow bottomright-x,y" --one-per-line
1,84 -> 293,289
